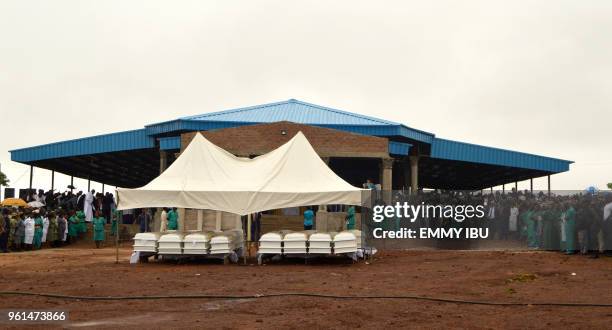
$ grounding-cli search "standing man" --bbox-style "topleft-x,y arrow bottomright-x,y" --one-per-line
603,196 -> 612,256
303,207 -> 314,230
345,206 -> 356,230
137,209 -> 152,233
159,208 -> 168,232
84,189 -> 95,222
23,212 -> 34,250
13,212 -> 25,251
561,202 -> 577,254
0,208 -> 9,253
167,207 -> 179,231
47,212 -> 59,248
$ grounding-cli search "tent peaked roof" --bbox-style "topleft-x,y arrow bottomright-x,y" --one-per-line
117,132 -> 365,215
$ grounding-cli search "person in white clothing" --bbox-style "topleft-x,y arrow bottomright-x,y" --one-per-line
23,213 -> 35,250
509,204 -> 519,239
160,207 -> 168,232
84,189 -> 95,222
603,197 -> 612,255
41,213 -> 49,245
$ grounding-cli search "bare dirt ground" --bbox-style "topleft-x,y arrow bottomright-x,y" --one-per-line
0,243 -> 611,329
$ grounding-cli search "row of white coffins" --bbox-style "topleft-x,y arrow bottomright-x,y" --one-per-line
258,230 -> 361,255
133,229 -> 243,255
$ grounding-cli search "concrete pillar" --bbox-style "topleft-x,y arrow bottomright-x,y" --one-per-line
381,158 -> 394,190
160,150 -> 168,173
87,179 -> 91,191
102,183 -> 105,194
197,210 -> 204,231
530,178 -> 533,193
178,208 -> 186,233
51,170 -> 55,191
215,211 -> 222,231
381,158 -> 393,203
547,175 -> 551,196
502,184 -> 505,194
409,156 -> 419,193
402,161 -> 411,191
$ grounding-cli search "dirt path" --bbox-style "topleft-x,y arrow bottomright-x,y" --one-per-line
0,246 -> 611,329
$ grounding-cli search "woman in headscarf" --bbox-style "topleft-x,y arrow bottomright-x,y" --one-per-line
92,210 -> 106,248
33,211 -> 44,249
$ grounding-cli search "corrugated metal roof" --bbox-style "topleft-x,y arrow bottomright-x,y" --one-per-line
430,138 -> 572,173
181,99 -> 400,126
159,136 -> 181,150
389,141 -> 412,156
10,129 -> 155,162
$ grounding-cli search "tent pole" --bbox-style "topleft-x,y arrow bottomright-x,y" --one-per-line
115,210 -> 120,264
29,165 -> 33,191
247,214 -> 252,258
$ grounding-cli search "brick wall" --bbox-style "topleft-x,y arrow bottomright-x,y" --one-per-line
181,121 -> 389,158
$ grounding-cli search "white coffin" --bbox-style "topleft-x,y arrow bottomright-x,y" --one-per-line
157,232 -> 184,254
210,230 -> 243,254
333,231 -> 358,254
259,232 -> 283,254
283,232 -> 309,254
346,230 -> 362,249
308,232 -> 333,254
133,232 -> 161,253
182,232 -> 212,255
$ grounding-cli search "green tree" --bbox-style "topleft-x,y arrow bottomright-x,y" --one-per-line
608,182 -> 612,190
0,170 -> 8,187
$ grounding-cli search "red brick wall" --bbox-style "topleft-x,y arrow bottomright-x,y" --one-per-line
181,121 -> 388,158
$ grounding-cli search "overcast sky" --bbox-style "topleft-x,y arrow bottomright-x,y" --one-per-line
1,0 -> 610,195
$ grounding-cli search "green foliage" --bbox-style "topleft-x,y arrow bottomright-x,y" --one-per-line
608,183 -> 612,190
0,170 -> 8,186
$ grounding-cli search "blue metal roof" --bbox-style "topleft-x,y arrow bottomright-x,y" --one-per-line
146,99 -> 435,143
10,129 -> 155,162
430,138 -> 573,172
389,141 -> 412,156
159,136 -> 181,150
8,99 -> 573,176
182,99 -> 400,125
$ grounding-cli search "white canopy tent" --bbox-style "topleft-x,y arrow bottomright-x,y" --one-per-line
116,131 -> 367,215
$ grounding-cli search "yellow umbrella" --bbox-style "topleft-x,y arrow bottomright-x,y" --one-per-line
1,198 -> 28,207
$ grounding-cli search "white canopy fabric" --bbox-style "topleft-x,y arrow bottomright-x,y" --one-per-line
116,131 -> 366,215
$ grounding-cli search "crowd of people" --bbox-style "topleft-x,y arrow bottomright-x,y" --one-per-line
0,189 -> 120,252
381,189 -> 612,257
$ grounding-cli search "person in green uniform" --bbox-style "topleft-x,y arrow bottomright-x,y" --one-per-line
541,203 -> 561,251
562,202 -> 577,254
111,209 -> 121,236
92,210 -> 106,248
68,210 -> 79,243
345,206 -> 356,230
77,211 -> 87,236
33,211 -> 44,250
522,206 -> 537,248
47,212 -> 59,248
167,207 -> 179,231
